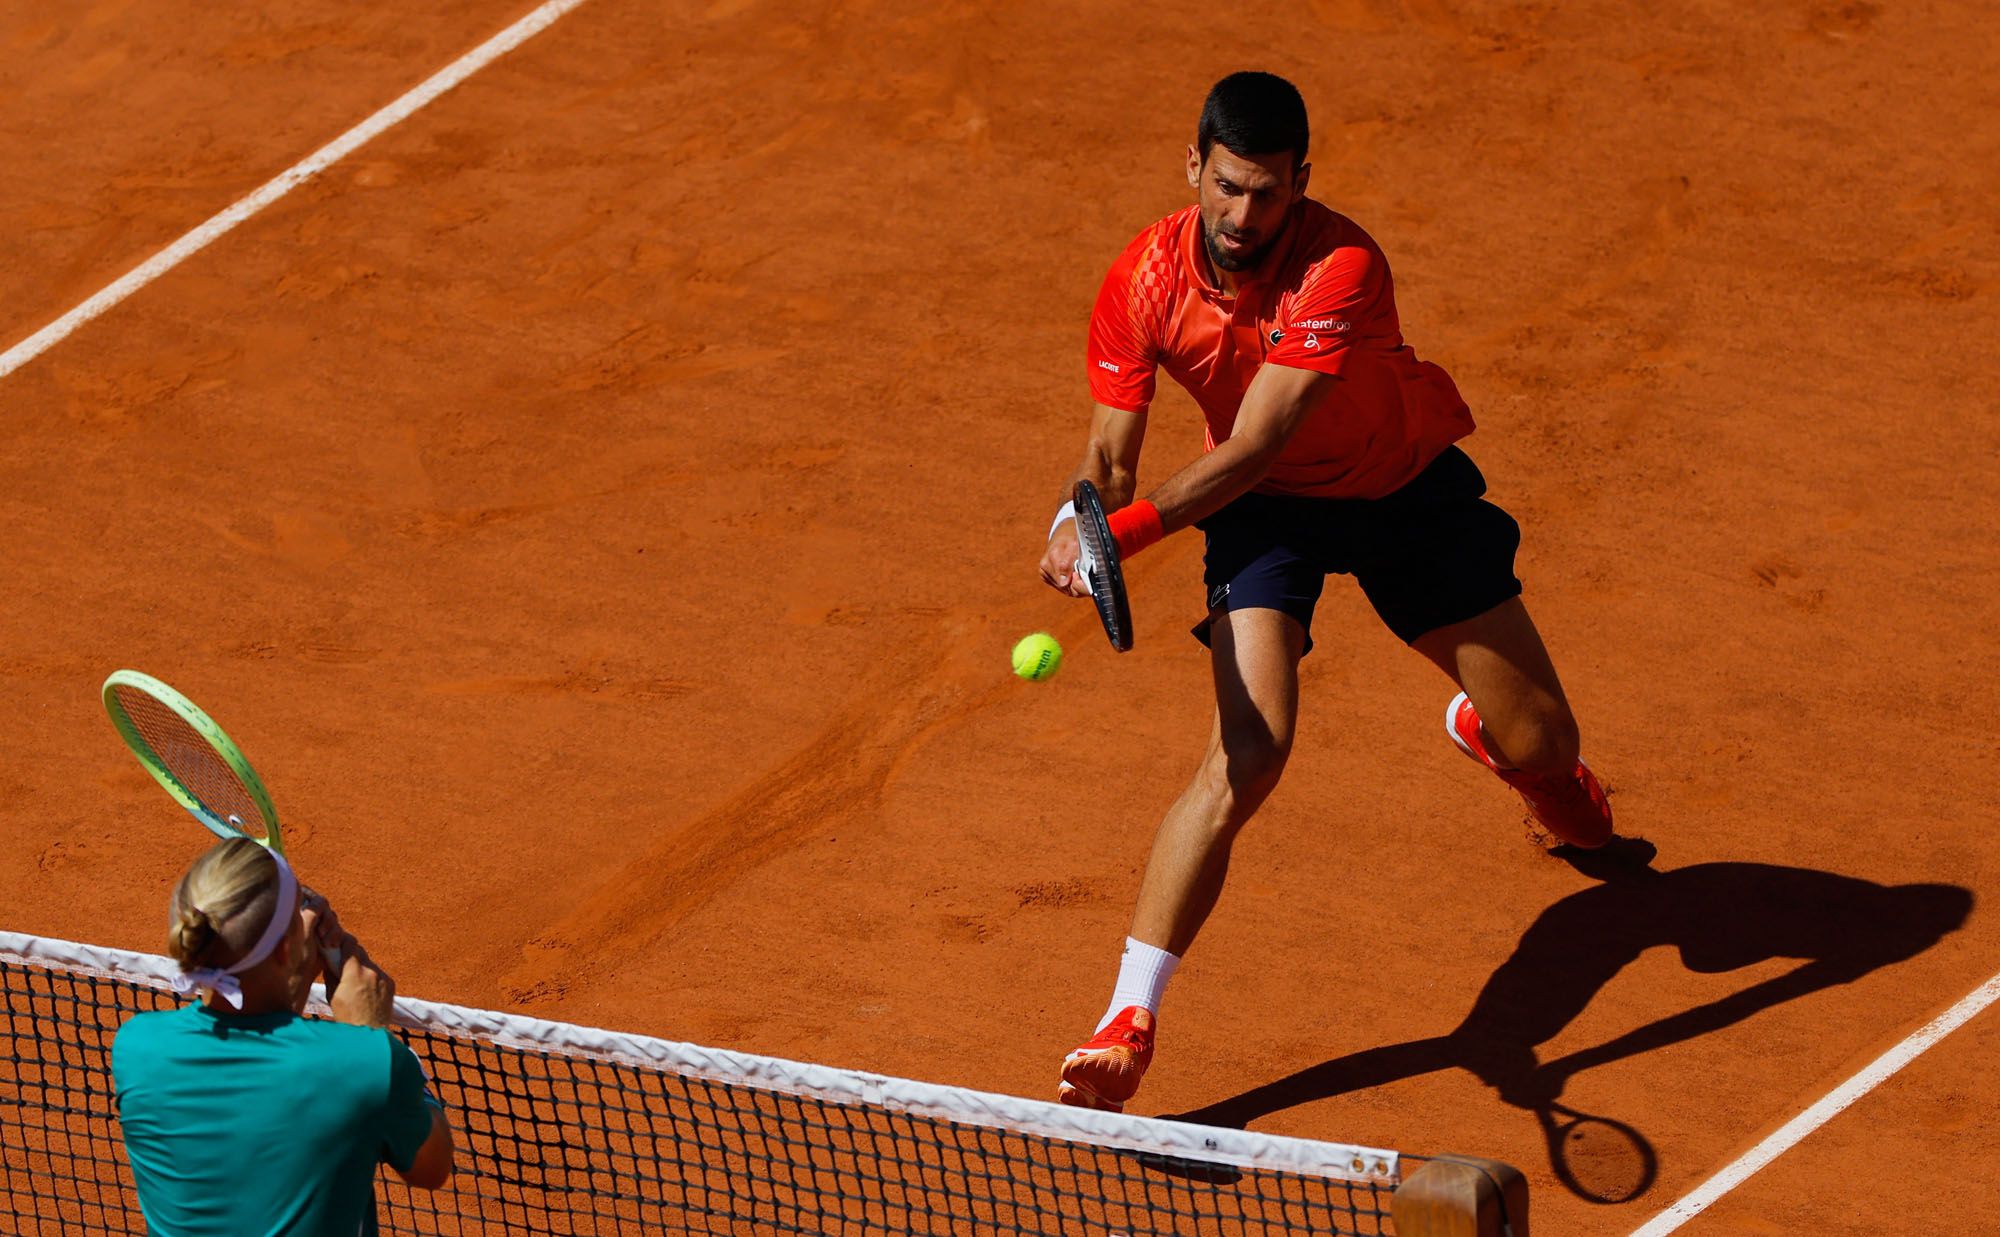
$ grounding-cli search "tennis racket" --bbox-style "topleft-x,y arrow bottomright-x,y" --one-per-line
103,670 -> 343,983
1071,480 -> 1134,652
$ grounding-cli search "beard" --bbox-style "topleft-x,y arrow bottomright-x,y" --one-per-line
1203,222 -> 1277,273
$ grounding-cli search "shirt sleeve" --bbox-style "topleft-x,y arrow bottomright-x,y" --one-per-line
377,1034 -> 440,1173
1084,245 -> 1161,414
1266,245 -> 1383,376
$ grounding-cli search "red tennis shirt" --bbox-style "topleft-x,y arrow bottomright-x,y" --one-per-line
1086,201 -> 1474,499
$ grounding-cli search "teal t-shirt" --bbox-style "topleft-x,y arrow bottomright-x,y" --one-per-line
112,1003 -> 437,1236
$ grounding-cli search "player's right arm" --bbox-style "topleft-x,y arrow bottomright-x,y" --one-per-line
1041,403 -> 1146,597
1041,226 -> 1167,597
363,960 -> 454,1190
397,1107 -> 456,1190
315,911 -> 456,1188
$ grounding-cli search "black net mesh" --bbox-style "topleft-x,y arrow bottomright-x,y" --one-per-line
3,950 -> 1397,1236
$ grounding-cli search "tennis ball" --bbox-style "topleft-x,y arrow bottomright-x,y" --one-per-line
1011,632 -> 1063,682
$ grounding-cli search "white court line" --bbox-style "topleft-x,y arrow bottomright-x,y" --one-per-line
1631,967 -> 2000,1235
0,0 -> 591,382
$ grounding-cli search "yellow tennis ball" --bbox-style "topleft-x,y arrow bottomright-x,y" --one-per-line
1011,632 -> 1063,681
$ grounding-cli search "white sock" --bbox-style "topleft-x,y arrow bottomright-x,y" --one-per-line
1096,937 -> 1181,1032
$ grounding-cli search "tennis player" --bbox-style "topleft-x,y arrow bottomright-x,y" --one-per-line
1039,71 -> 1615,1112
112,837 -> 454,1233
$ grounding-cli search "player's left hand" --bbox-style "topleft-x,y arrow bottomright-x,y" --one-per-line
299,888 -> 348,997
302,890 -> 340,953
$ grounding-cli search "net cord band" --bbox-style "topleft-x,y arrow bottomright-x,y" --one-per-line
0,929 -> 1398,1185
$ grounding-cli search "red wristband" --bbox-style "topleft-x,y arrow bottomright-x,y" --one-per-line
1107,500 -> 1165,560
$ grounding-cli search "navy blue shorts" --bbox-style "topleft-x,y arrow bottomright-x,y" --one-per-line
1192,446 -> 1523,652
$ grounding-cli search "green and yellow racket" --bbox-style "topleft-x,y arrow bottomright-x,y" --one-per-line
102,669 -> 341,980
104,670 -> 287,849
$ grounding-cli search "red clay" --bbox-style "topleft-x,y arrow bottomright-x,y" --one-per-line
3,1 -> 1996,1232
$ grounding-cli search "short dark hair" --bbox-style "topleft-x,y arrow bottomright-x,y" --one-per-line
1197,71 -> 1309,169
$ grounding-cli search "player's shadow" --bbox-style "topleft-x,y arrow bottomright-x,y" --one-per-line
1168,838 -> 1973,1203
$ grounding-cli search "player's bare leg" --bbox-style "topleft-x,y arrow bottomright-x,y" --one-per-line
1131,607 -> 1306,955
1059,608 -> 1304,1111
1414,596 -> 1575,772
1413,597 -> 1612,847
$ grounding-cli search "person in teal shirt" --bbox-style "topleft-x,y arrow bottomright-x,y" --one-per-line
113,838 -> 455,1235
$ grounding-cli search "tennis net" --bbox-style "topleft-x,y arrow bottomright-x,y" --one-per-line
2,931 -> 1462,1236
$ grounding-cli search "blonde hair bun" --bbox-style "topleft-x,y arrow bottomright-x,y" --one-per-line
166,838 -> 279,970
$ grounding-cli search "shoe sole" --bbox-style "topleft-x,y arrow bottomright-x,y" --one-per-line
1059,1045 -> 1146,1112
1056,1079 -> 1124,1112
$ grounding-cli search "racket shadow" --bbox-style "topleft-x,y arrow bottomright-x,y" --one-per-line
1536,1101 -> 1656,1205
1165,837 -> 1972,1204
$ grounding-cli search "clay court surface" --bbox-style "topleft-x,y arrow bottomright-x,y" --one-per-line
3,0 -> 1997,1230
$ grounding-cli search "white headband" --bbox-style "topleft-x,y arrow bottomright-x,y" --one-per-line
173,850 -> 299,1011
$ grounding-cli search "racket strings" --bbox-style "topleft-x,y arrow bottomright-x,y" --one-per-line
110,687 -> 266,840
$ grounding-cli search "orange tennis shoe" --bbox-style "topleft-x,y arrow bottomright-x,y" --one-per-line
1057,1006 -> 1155,1113
1446,692 -> 1613,849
